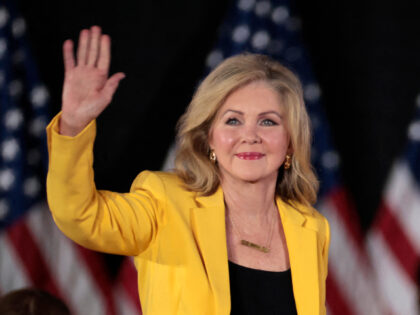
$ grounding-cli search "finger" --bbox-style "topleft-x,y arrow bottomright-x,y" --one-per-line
62,39 -> 75,72
76,29 -> 89,66
97,34 -> 111,73
87,25 -> 102,66
100,72 -> 125,103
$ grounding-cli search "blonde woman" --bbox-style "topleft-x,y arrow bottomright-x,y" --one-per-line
47,26 -> 330,315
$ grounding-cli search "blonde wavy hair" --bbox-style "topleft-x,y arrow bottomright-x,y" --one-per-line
175,53 -> 318,206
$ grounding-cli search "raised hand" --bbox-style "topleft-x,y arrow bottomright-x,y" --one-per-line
60,26 -> 125,136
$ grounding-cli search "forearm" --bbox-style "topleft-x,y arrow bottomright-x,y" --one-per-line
46,113 -> 155,255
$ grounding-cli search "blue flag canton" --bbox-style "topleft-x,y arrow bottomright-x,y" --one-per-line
205,0 -> 341,198
406,95 -> 420,185
0,2 -> 50,229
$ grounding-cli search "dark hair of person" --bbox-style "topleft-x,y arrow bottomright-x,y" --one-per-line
0,288 -> 71,315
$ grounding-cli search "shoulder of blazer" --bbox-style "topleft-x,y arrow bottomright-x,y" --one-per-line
283,199 -> 329,236
130,170 -> 198,204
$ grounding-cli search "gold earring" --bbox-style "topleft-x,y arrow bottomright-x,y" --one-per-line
209,150 -> 217,163
284,154 -> 291,170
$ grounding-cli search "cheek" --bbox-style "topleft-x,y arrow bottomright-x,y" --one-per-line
211,128 -> 238,150
264,130 -> 290,152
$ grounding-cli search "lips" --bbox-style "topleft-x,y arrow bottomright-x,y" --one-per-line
235,152 -> 265,160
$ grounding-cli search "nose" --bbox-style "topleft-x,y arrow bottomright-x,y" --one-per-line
242,124 -> 261,144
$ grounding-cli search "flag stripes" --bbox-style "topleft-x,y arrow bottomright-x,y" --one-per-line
325,275 -> 353,315
0,231 -> 29,293
6,217 -> 62,297
374,203 -> 418,280
367,159 -> 420,315
368,232 -> 417,315
115,258 -> 142,314
117,258 -> 142,312
321,195 -> 385,315
25,203 -> 107,314
383,163 -> 420,254
76,247 -> 117,315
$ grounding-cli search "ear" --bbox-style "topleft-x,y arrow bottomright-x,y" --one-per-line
287,138 -> 294,155
208,128 -> 214,150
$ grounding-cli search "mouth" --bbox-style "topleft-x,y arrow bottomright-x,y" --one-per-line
235,152 -> 265,160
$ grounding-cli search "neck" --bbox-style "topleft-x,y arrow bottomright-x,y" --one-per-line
221,173 -> 278,222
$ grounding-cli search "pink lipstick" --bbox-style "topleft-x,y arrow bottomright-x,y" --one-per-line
235,152 -> 265,160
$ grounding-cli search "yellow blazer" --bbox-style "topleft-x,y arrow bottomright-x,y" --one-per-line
46,113 -> 330,315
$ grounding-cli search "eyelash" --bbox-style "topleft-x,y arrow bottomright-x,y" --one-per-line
261,119 -> 277,126
226,118 -> 240,125
225,118 -> 278,126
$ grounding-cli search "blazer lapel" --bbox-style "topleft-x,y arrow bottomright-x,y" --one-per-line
189,191 -> 320,315
191,187 -> 231,315
277,198 -> 321,315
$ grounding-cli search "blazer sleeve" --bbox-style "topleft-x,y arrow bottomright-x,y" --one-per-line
46,113 -> 164,256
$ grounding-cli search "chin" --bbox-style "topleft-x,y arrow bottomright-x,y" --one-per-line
220,164 -> 279,184
233,171 -> 272,183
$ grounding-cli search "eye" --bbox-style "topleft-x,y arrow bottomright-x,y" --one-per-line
260,119 -> 278,126
226,118 -> 240,125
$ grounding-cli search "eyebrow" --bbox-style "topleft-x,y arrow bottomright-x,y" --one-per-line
222,109 -> 282,118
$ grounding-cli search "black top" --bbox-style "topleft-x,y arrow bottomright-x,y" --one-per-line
228,260 -> 298,315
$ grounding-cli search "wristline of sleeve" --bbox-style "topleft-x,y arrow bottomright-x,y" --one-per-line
46,112 -> 96,161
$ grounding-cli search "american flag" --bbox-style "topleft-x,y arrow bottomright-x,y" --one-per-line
0,2 -> 140,314
165,0 -> 416,314
366,97 -> 420,315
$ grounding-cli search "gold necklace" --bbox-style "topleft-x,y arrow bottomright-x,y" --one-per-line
227,207 -> 276,253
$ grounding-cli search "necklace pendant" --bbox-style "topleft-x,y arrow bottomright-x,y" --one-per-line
240,240 -> 270,253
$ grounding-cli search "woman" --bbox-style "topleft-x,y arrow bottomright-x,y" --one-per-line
47,26 -> 330,315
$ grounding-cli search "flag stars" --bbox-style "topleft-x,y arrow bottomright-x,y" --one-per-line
408,121 -> 420,141
304,83 -> 322,102
271,6 -> 289,24
9,79 -> 23,97
322,151 -> 340,170
12,17 -> 26,37
251,30 -> 270,50
4,109 -> 24,131
0,38 -> 7,59
0,7 -> 9,28
206,49 -> 224,69
232,25 -> 250,44
0,199 -> 9,220
27,149 -> 41,166
255,1 -> 271,17
30,85 -> 49,108
286,17 -> 302,31
311,147 -> 318,161
0,70 -> 5,87
29,117 -> 47,137
238,0 -> 255,11
311,114 -> 321,130
285,47 -> 302,62
0,169 -> 15,191
1,138 -> 20,161
12,49 -> 25,64
24,177 -> 41,197
267,40 -> 284,54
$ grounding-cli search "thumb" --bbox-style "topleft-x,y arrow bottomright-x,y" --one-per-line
101,72 -> 126,104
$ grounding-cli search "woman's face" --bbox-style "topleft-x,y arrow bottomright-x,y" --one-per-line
209,80 -> 291,184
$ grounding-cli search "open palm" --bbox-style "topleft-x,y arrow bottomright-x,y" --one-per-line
60,26 -> 125,136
